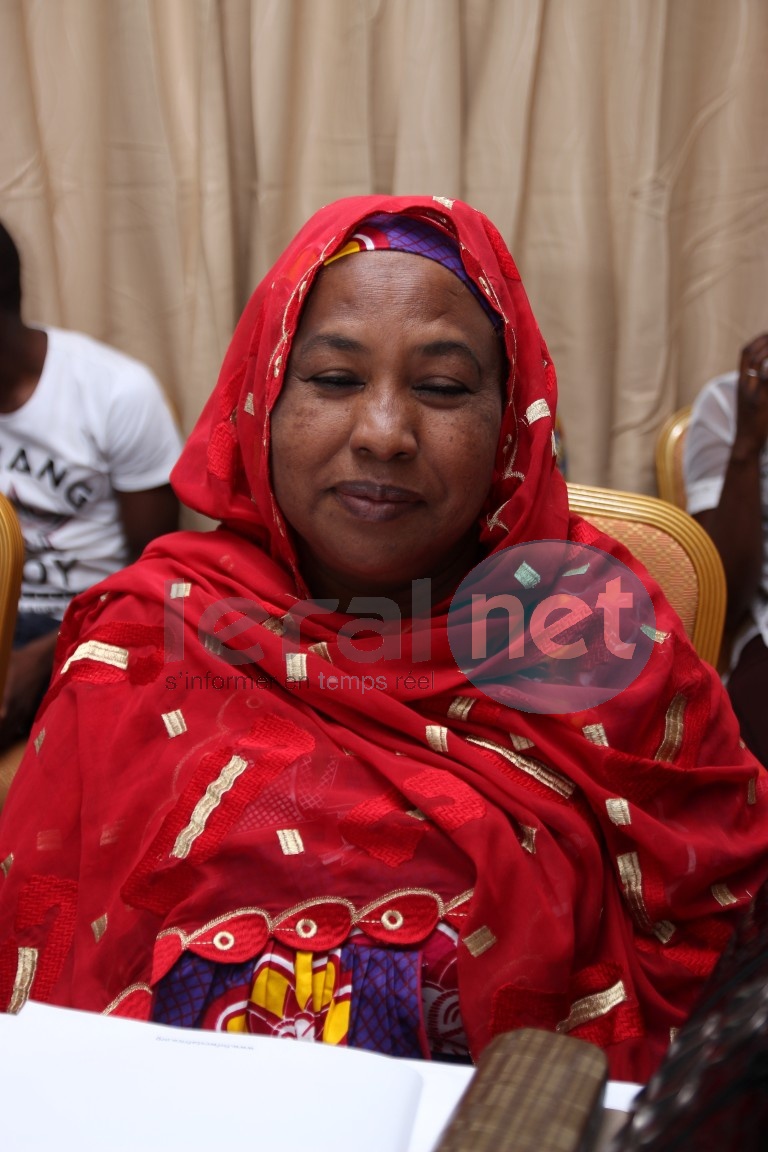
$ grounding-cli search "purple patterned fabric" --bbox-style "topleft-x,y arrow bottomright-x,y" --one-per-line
334,212 -> 503,330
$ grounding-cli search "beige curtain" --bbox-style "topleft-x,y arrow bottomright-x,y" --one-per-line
2,0 -> 767,493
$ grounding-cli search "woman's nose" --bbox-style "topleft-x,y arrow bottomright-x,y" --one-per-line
348,385 -> 418,460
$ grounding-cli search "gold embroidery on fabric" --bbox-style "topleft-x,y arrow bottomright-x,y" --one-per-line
1,853 -> 13,876
202,633 -> 224,656
60,640 -> 129,676
308,642 -> 332,662
162,710 -> 187,738
103,983 -> 153,1016
669,1026 -> 679,1043
617,851 -> 652,929
525,398 -> 551,425
244,392 -> 255,415
285,652 -> 308,681
563,564 -> 589,578
514,561 -> 540,588
426,725 -> 449,754
583,723 -> 608,746
654,921 -> 676,943
447,696 -> 474,722
432,195 -> 454,209
655,694 -> 687,762
277,828 -> 305,856
406,808 -> 427,820
36,829 -> 63,852
8,947 -> 38,1014
606,798 -> 631,826
641,624 -> 669,644
748,777 -> 758,805
464,925 -> 497,957
170,582 -> 191,599
558,979 -> 626,1033
509,733 -> 534,752
34,728 -> 46,754
171,755 -> 249,860
712,883 -> 738,907
91,915 -> 108,942
520,825 -> 537,854
551,429 -> 558,456
467,737 -> 575,799
262,615 -> 286,636
486,501 -> 510,533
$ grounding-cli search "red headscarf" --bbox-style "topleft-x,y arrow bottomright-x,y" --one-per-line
0,195 -> 766,1083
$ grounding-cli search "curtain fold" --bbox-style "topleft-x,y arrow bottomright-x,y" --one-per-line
1,0 -> 766,492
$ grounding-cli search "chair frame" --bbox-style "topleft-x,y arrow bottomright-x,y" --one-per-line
0,491 -> 24,705
567,481 -> 726,668
655,405 -> 691,508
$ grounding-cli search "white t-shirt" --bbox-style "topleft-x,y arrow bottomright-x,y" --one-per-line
0,328 -> 183,619
684,370 -> 768,662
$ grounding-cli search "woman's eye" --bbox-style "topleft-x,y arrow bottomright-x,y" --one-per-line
311,375 -> 362,389
416,381 -> 470,397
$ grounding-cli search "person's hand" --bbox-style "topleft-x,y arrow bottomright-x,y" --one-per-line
0,631 -> 58,749
735,333 -> 768,455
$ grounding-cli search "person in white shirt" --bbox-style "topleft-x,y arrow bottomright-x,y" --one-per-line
0,220 -> 183,747
684,332 -> 768,766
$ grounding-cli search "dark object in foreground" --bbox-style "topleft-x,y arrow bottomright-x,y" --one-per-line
436,1028 -> 608,1152
611,876 -> 768,1151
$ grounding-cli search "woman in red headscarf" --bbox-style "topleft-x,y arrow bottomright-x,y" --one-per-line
0,195 -> 765,1083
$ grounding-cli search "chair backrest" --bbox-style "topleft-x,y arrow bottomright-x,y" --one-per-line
567,481 -> 725,667
0,492 -> 24,704
655,406 -> 691,508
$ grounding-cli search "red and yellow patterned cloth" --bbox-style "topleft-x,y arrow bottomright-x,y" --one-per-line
0,196 -> 767,1084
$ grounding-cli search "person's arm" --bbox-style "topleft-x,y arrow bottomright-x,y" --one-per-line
692,334 -> 768,632
117,484 -> 180,560
0,630 -> 59,749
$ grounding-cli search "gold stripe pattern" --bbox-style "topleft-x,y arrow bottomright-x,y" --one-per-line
514,561 -> 540,588
1,853 -> 13,876
60,640 -> 129,676
467,737 -> 574,798
162,710 -> 187,738
8,947 -> 38,1014
655,694 -> 687,762
748,777 -> 758,805
606,798 -> 631,826
583,723 -> 608,746
406,808 -> 426,820
307,641 -> 332,662
447,696 -> 475,721
519,825 -> 537,854
171,755 -> 249,859
34,728 -> 46,754
641,624 -> 670,644
203,633 -> 223,655
277,828 -> 304,856
244,392 -> 255,415
103,983 -> 153,1016
525,398 -> 551,424
654,921 -> 676,943
285,652 -> 307,681
169,582 -> 191,599
426,725 -> 449,754
463,925 -> 497,957
558,979 -> 627,1033
36,829 -> 63,851
91,915 -> 108,942
617,851 -> 652,929
712,883 -> 738,907
509,733 -> 534,751
262,615 -> 286,636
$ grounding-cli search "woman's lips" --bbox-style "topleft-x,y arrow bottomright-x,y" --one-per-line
333,481 -> 423,522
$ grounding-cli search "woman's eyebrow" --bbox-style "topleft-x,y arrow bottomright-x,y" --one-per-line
419,340 -> 482,375
298,333 -> 367,356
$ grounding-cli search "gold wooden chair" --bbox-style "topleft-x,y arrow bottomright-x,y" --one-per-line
655,405 -> 691,509
567,481 -> 726,668
0,493 -> 26,810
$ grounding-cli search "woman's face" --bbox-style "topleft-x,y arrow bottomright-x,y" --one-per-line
270,250 -> 505,608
